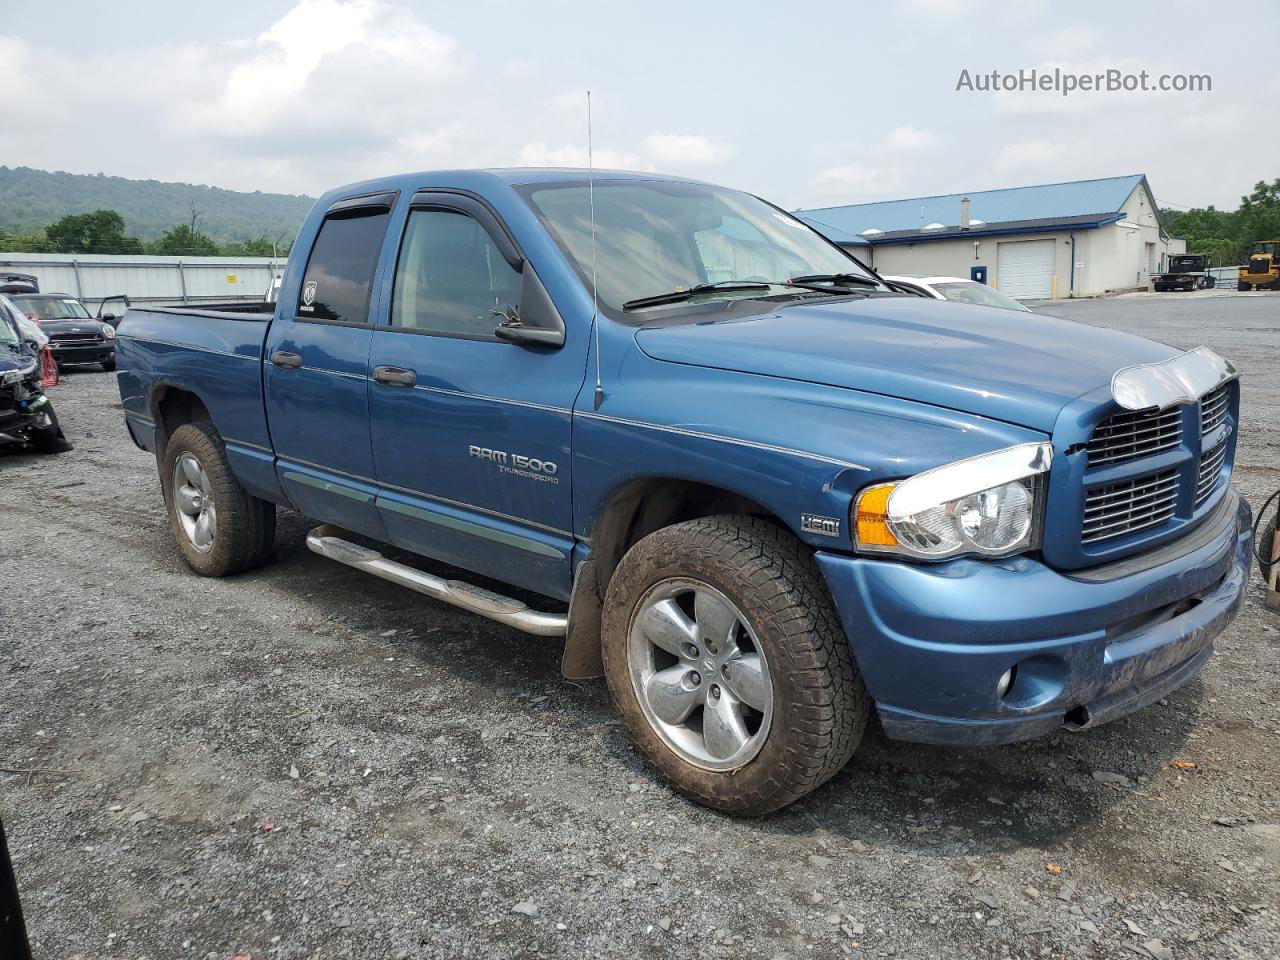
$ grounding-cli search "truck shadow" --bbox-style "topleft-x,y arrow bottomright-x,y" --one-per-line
786,690 -> 1203,856
260,509 -> 1202,857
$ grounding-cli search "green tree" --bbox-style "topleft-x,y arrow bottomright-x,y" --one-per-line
1162,205 -> 1245,265
44,209 -> 144,254
151,224 -> 220,256
221,235 -> 290,257
0,231 -> 52,253
1237,179 -> 1280,249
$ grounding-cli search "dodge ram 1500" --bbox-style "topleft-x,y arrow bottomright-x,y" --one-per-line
116,169 -> 1250,814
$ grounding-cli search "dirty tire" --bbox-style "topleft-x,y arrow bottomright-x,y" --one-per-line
30,403 -> 73,454
161,421 -> 276,577
602,515 -> 869,816
1260,512 -> 1278,586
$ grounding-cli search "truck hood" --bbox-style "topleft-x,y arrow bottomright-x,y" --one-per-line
633,296 -> 1179,432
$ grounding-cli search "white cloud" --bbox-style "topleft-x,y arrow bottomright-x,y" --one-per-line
515,142 -> 647,171
994,140 -> 1061,174
1043,27 -> 1098,59
643,133 -> 734,170
883,126 -> 938,152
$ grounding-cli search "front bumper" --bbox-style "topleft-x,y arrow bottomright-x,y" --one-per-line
816,488 -> 1251,746
50,342 -> 114,364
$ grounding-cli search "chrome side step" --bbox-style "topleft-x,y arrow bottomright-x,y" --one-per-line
305,525 -> 568,638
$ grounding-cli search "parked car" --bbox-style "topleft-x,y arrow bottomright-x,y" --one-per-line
0,296 -> 46,349
7,292 -> 116,371
883,274 -> 1032,311
115,169 -> 1249,815
0,299 -> 71,453
0,273 -> 38,295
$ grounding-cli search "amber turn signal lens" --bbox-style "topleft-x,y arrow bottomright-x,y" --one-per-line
855,483 -> 898,547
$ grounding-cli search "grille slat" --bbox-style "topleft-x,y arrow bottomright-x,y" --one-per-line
1200,385 -> 1229,436
1196,440 -> 1228,505
1086,408 -> 1182,466
1082,470 -> 1178,545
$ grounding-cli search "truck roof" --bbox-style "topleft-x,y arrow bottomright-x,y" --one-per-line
317,167 -> 712,205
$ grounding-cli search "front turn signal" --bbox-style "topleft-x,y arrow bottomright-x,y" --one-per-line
854,483 -> 898,547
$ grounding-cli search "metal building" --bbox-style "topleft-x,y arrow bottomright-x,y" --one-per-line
795,174 -> 1185,299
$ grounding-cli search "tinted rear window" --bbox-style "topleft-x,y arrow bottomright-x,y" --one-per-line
297,210 -> 390,324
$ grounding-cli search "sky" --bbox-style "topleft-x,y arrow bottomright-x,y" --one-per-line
0,0 -> 1273,212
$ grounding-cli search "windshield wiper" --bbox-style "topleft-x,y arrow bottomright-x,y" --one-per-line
787,273 -> 881,288
622,281 -> 773,311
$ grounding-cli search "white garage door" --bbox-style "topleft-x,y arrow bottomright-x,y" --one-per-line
997,239 -> 1056,299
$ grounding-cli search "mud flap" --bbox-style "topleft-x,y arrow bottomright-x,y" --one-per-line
561,559 -> 605,679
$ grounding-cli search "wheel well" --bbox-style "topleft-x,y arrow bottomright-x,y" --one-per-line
590,478 -> 777,595
151,386 -> 213,452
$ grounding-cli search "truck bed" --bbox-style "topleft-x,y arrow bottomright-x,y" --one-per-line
115,304 -> 274,462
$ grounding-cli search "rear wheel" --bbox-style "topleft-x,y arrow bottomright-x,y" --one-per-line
602,515 -> 869,815
162,421 -> 275,576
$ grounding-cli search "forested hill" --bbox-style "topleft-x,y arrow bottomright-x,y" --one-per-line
0,166 -> 315,244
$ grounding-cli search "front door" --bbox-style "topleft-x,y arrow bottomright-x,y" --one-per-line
367,196 -> 587,600
264,194 -> 395,539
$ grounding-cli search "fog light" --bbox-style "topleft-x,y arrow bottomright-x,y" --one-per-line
996,667 -> 1016,698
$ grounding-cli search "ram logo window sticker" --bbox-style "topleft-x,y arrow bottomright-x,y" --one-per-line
469,445 -> 560,484
300,280 -> 318,311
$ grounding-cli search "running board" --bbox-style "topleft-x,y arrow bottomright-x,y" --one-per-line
305,525 -> 568,638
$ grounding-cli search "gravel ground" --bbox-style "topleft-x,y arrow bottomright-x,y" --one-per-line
2,291 -> 1278,960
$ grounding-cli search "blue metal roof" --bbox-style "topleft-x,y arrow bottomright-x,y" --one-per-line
795,174 -> 1147,239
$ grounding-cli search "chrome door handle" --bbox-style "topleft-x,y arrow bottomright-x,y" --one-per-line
373,365 -> 417,387
270,351 -> 302,369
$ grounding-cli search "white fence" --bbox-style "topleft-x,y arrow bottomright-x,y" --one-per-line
0,253 -> 285,308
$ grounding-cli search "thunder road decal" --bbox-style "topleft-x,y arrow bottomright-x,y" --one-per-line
469,445 -> 560,484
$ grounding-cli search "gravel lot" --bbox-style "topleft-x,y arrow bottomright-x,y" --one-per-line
2,291 -> 1278,960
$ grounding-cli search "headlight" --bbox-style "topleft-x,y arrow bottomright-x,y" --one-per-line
854,442 -> 1052,560
102,324 -> 116,339
2,362 -> 38,386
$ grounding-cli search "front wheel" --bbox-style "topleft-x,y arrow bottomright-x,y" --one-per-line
161,421 -> 276,576
602,515 -> 869,815
101,356 -> 117,372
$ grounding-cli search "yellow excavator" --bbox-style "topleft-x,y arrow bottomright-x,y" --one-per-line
1238,240 -> 1280,290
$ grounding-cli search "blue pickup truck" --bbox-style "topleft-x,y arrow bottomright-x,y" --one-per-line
115,169 -> 1251,814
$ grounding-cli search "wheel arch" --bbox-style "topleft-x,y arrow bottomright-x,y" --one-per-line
149,381 -> 215,454
562,475 -> 790,680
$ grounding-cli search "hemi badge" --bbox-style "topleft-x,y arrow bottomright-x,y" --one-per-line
801,513 -> 841,538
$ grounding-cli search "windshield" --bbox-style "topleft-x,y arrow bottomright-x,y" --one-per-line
520,180 -> 878,313
12,296 -> 92,320
932,281 -> 1030,312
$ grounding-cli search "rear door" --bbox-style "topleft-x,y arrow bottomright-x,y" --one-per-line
366,192 -> 585,600
264,192 -> 396,539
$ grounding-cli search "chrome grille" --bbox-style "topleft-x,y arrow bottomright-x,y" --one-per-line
1082,470 -> 1178,544
1087,407 -> 1182,466
1196,439 -> 1228,505
1199,385 -> 1229,436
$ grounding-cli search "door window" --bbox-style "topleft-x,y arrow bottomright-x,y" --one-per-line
390,208 -> 522,338
297,209 -> 391,324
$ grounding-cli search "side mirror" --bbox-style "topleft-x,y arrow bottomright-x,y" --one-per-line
100,313 -> 117,325
493,267 -> 566,350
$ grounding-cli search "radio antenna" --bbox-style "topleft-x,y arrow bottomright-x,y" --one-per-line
588,90 -> 604,410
